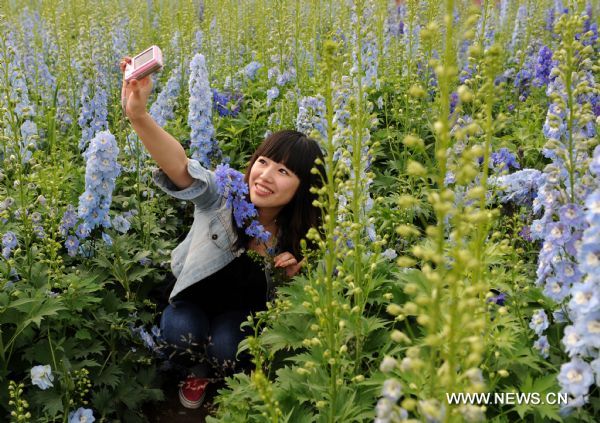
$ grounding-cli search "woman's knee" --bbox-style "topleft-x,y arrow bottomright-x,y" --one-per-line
207,311 -> 249,363
160,301 -> 210,349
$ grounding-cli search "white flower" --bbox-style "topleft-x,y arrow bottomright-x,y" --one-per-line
31,364 -> 54,390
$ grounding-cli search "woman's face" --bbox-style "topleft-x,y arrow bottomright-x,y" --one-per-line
248,156 -> 300,213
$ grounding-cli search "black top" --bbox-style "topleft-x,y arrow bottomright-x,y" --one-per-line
175,251 -> 268,317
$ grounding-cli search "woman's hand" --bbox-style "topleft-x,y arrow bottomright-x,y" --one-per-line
273,252 -> 305,278
119,57 -> 153,121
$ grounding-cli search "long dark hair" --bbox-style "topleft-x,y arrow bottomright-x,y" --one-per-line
234,130 -> 326,259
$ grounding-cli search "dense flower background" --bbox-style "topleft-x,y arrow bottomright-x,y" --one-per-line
0,0 -> 598,421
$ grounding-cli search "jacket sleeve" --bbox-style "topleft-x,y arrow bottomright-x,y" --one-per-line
152,159 -> 221,208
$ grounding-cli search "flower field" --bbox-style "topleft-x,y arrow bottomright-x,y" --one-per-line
1,0 -> 599,421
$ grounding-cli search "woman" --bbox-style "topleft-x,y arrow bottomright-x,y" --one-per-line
120,57 -> 325,409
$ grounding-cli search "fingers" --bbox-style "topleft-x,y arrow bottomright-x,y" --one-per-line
119,57 -> 132,73
274,252 -> 297,268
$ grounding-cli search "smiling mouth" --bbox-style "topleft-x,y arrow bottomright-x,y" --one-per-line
255,183 -> 274,195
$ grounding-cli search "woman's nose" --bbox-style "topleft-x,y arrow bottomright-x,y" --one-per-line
260,165 -> 275,180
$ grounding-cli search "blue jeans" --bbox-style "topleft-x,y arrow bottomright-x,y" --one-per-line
160,300 -> 250,365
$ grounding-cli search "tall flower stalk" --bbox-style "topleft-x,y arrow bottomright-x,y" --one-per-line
530,9 -> 599,410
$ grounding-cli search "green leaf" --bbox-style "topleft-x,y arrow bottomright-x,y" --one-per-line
75,329 -> 92,340
23,299 -> 66,328
95,363 -> 123,388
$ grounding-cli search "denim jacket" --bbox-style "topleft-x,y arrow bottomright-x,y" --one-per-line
153,159 -> 245,301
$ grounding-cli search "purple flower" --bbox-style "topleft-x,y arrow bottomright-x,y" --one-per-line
212,89 -> 242,117
519,225 -> 532,241
533,45 -> 556,87
65,236 -> 79,257
490,148 -> 520,173
214,164 -> 271,244
488,292 -> 506,306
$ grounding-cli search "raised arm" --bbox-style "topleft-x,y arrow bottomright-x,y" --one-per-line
120,57 -> 193,190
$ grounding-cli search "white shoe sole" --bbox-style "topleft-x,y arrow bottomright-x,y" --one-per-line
178,389 -> 206,409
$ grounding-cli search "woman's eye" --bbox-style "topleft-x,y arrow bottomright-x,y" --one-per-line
258,158 -> 266,164
279,169 -> 288,175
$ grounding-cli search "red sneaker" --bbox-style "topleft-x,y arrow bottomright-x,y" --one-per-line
178,376 -> 209,409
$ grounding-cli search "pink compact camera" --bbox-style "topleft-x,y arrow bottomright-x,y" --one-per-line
124,45 -> 163,82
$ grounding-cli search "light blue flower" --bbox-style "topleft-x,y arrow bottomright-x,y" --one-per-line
78,131 -> 121,232
243,61 -> 261,80
68,407 -> 95,423
65,236 -> 80,257
188,53 -> 220,168
266,87 -> 279,107
568,281 -> 600,317
381,249 -> 398,261
562,325 -> 589,357
575,311 -> 600,350
149,67 -> 181,128
101,232 -> 112,246
296,95 -> 327,142
533,335 -> 550,358
112,215 -> 131,234
31,364 -> 54,390
529,309 -> 549,336
558,358 -> 594,398
381,378 -> 402,401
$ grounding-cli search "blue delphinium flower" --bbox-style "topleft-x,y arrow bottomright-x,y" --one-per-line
490,168 -> 542,206
65,235 -> 79,257
78,131 -> 121,233
19,10 -> 57,99
188,53 -> 220,168
30,364 -> 54,390
529,309 -> 550,336
149,67 -> 182,128
534,335 -> 550,358
75,223 -> 91,240
558,358 -> 594,398
19,119 -> 38,164
381,248 -> 398,261
266,87 -> 279,107
101,232 -> 112,246
59,205 -> 78,236
514,58 -> 534,102
1,30 -> 35,119
211,89 -> 242,117
243,61 -> 261,80
490,148 -> 520,173
33,225 -> 45,240
2,231 -> 17,259
533,45 -> 555,88
112,214 -> 131,234
214,163 -> 270,243
78,76 -> 108,151
487,293 -> 506,306
509,6 -> 527,52
68,407 -> 95,423
296,95 -> 327,142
